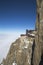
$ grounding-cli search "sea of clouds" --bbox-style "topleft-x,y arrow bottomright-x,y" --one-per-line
0,31 -> 22,63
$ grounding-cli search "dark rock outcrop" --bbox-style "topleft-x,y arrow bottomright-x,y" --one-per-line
33,0 -> 43,65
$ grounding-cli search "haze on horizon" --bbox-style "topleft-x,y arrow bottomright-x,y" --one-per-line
0,0 -> 36,63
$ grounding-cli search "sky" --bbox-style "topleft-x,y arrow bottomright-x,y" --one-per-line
0,0 -> 36,32
0,0 -> 36,63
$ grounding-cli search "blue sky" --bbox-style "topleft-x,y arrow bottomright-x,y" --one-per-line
0,0 -> 36,32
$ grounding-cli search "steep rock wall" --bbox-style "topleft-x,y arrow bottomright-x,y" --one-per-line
2,35 -> 34,65
33,0 -> 43,65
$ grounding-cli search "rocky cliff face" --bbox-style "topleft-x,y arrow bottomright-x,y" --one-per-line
1,31 -> 35,65
33,0 -> 43,65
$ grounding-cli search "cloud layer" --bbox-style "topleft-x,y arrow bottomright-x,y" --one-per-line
0,32 -> 21,63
